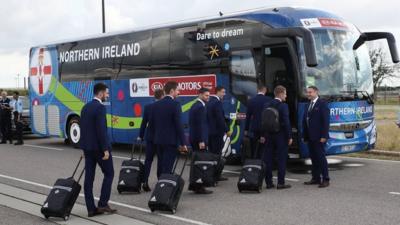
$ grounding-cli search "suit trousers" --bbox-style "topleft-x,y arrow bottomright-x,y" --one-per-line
263,133 -> 288,185
308,141 -> 330,182
83,151 -> 114,213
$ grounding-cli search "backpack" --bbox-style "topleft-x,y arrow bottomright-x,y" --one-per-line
261,102 -> 280,133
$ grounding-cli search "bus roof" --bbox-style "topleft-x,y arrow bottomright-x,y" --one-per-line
32,7 -> 344,48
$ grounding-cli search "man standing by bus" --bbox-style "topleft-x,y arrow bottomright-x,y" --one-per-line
150,81 -> 188,175
244,84 -> 272,158
10,91 -> 24,145
302,86 -> 330,188
0,91 -> 12,144
189,87 -> 213,194
207,86 -> 231,181
263,85 -> 292,190
80,83 -> 117,217
137,89 -> 164,192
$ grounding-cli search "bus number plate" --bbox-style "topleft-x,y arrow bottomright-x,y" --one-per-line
341,145 -> 356,152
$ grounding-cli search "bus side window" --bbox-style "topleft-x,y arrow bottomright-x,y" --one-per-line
229,50 -> 257,104
151,29 -> 170,65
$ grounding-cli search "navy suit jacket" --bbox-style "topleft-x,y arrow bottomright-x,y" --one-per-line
264,99 -> 292,139
150,96 -> 186,146
245,94 -> 272,133
303,98 -> 330,141
139,102 -> 154,142
79,99 -> 111,152
207,96 -> 228,136
189,99 -> 208,144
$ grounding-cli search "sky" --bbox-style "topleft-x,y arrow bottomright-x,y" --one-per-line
1,0 -> 399,88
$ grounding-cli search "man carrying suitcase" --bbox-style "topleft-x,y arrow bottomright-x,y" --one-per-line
189,87 -> 213,194
80,83 -> 117,217
150,81 -> 188,175
138,88 -> 165,191
207,86 -> 231,181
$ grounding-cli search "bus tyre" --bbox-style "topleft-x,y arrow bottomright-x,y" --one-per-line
68,117 -> 81,148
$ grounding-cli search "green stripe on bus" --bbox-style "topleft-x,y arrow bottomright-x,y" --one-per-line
230,101 -> 241,144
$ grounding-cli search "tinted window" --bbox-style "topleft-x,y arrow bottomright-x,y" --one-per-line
230,50 -> 257,97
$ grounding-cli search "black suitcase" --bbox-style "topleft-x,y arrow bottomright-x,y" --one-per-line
215,137 -> 232,182
117,141 -> 144,193
41,156 -> 84,221
148,153 -> 188,214
189,151 -> 219,189
237,144 -> 266,193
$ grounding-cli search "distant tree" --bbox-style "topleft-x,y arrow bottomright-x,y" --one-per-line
369,47 -> 400,95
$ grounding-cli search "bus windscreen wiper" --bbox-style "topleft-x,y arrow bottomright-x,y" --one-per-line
340,90 -> 374,104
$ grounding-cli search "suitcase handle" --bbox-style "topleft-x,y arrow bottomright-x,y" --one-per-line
131,140 -> 144,161
172,151 -> 189,177
254,142 -> 262,159
77,167 -> 85,183
71,155 -> 83,178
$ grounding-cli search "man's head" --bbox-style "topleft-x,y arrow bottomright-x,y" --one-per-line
1,91 -> 7,99
93,83 -> 109,102
215,86 -> 226,100
13,91 -> 19,100
154,89 -> 165,100
198,87 -> 210,102
164,81 -> 180,98
306,86 -> 319,101
257,84 -> 267,95
274,85 -> 287,102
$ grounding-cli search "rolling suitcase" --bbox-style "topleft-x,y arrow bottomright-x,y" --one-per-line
148,153 -> 188,214
41,156 -> 84,221
237,144 -> 266,193
215,137 -> 232,182
117,141 -> 144,193
188,151 -> 219,189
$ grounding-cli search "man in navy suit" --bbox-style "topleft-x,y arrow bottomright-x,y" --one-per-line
207,86 -> 231,181
303,86 -> 330,188
150,81 -> 188,175
262,85 -> 292,190
244,85 -> 272,158
188,87 -> 213,194
138,89 -> 164,192
80,83 -> 116,217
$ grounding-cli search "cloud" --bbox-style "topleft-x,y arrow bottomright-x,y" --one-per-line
1,0 -> 399,88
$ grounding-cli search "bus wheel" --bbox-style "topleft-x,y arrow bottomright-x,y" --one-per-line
68,117 -> 81,148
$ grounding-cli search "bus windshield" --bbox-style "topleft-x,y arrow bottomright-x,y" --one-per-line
300,28 -> 373,98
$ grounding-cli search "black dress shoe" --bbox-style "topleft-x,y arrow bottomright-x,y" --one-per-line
14,142 -> 23,145
318,180 -> 330,188
142,183 -> 151,192
194,187 -> 213,194
266,183 -> 275,189
0,141 -> 6,144
88,209 -> 104,217
97,205 -> 117,214
218,176 -> 228,181
9,140 -> 13,144
277,184 -> 291,190
304,180 -> 321,185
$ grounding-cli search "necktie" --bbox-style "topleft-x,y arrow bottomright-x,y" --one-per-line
308,101 -> 314,113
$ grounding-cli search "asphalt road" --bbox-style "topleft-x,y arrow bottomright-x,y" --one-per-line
0,135 -> 399,225
0,205 -> 56,225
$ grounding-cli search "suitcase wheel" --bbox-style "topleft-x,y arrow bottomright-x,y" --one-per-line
44,216 -> 49,219
64,215 -> 69,221
257,187 -> 262,193
171,209 -> 176,214
238,188 -> 242,193
118,190 -> 122,194
150,208 -> 155,213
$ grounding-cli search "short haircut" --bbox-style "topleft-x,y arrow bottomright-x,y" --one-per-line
199,87 -> 209,94
215,86 -> 225,93
257,84 -> 267,91
307,86 -> 319,92
93,83 -> 108,95
14,91 -> 19,95
154,89 -> 164,99
164,81 -> 178,94
274,85 -> 286,96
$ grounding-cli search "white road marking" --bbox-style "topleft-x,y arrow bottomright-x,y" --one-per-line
23,144 -> 64,151
389,192 -> 400,196
0,173 -> 212,225
333,156 -> 400,163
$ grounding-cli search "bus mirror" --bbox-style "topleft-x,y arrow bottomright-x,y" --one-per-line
263,27 -> 318,67
353,32 -> 399,63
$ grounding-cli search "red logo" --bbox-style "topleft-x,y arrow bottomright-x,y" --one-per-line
149,75 -> 217,96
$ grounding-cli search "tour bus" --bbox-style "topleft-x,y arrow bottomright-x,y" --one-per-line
29,7 -> 399,162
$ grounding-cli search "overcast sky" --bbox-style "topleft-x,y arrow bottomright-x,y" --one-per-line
1,0 -> 399,88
